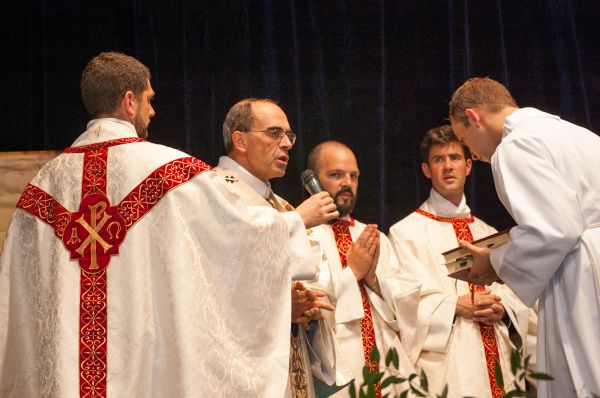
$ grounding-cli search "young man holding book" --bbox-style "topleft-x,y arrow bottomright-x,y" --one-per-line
388,125 -> 533,398
450,77 -> 600,398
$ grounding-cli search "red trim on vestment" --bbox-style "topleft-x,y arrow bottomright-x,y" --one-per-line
65,137 -> 146,153
82,149 -> 109,199
331,219 -> 381,397
17,184 -> 72,238
79,268 -> 108,398
416,208 -> 505,398
15,136 -> 210,398
117,157 -> 211,228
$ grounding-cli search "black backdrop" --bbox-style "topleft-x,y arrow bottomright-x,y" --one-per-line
2,0 -> 600,232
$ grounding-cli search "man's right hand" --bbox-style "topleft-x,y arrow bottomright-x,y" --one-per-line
346,224 -> 379,281
295,192 -> 339,228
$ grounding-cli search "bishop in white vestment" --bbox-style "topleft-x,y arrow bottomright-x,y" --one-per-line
216,98 -> 341,398
215,155 -> 338,398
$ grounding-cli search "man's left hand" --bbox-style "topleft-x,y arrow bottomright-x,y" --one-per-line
291,282 -> 335,330
472,290 -> 505,325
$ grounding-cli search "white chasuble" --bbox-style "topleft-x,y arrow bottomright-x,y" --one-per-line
0,119 -> 292,398
389,190 -> 533,398
308,218 -> 420,397
490,108 -> 600,398
215,156 -> 336,398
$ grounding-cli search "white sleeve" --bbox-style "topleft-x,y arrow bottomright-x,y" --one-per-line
490,133 -> 585,306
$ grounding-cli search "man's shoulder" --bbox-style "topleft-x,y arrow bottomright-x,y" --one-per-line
389,211 -> 423,234
470,214 -> 497,233
352,217 -> 367,228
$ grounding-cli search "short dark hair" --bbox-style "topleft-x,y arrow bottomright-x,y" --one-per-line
449,77 -> 518,125
419,125 -> 471,163
222,98 -> 279,154
81,52 -> 150,118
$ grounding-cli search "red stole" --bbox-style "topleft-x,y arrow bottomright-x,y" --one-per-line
416,208 -> 505,398
331,218 -> 382,398
16,137 -> 211,398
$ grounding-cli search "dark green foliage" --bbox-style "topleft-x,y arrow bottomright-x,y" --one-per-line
349,347 -> 552,398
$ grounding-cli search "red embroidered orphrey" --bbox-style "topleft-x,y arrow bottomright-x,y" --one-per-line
16,138 -> 211,398
416,208 -> 505,398
331,219 -> 382,398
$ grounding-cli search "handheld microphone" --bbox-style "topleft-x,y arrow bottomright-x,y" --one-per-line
300,169 -> 337,224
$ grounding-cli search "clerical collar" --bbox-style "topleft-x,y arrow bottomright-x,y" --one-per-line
425,188 -> 471,218
217,156 -> 272,199
333,215 -> 354,226
72,118 -> 138,147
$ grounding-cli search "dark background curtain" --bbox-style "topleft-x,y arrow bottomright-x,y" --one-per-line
2,0 -> 599,232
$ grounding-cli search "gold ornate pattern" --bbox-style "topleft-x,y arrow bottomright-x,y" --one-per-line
117,157 -> 211,228
15,139 -> 211,398
416,208 -> 505,398
62,194 -> 127,273
289,333 -> 309,398
332,219 -> 382,398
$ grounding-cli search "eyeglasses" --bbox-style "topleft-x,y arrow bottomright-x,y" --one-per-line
244,127 -> 297,145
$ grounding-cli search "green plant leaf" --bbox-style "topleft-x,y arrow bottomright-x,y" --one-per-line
503,390 -> 530,397
366,384 -> 376,398
409,384 -> 427,398
380,376 -> 403,389
400,390 -> 408,398
524,354 -> 531,369
370,346 -> 380,364
494,361 -> 504,388
419,369 -> 429,392
349,381 -> 357,398
392,348 -> 399,369
363,367 -> 371,385
372,371 -> 384,385
510,349 -> 521,375
438,384 -> 449,398
385,347 -> 394,368
527,372 -> 553,380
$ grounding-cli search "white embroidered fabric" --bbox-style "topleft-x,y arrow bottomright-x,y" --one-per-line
0,120 -> 292,397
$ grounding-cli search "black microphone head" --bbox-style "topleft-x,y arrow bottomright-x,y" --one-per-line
300,169 -> 338,224
300,169 -> 317,185
301,169 -> 323,195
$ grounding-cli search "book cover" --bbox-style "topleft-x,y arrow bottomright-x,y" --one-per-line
443,228 -> 511,280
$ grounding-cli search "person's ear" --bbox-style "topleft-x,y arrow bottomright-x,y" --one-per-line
465,108 -> 481,127
465,158 -> 473,176
231,131 -> 247,154
120,91 -> 136,117
421,162 -> 432,179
